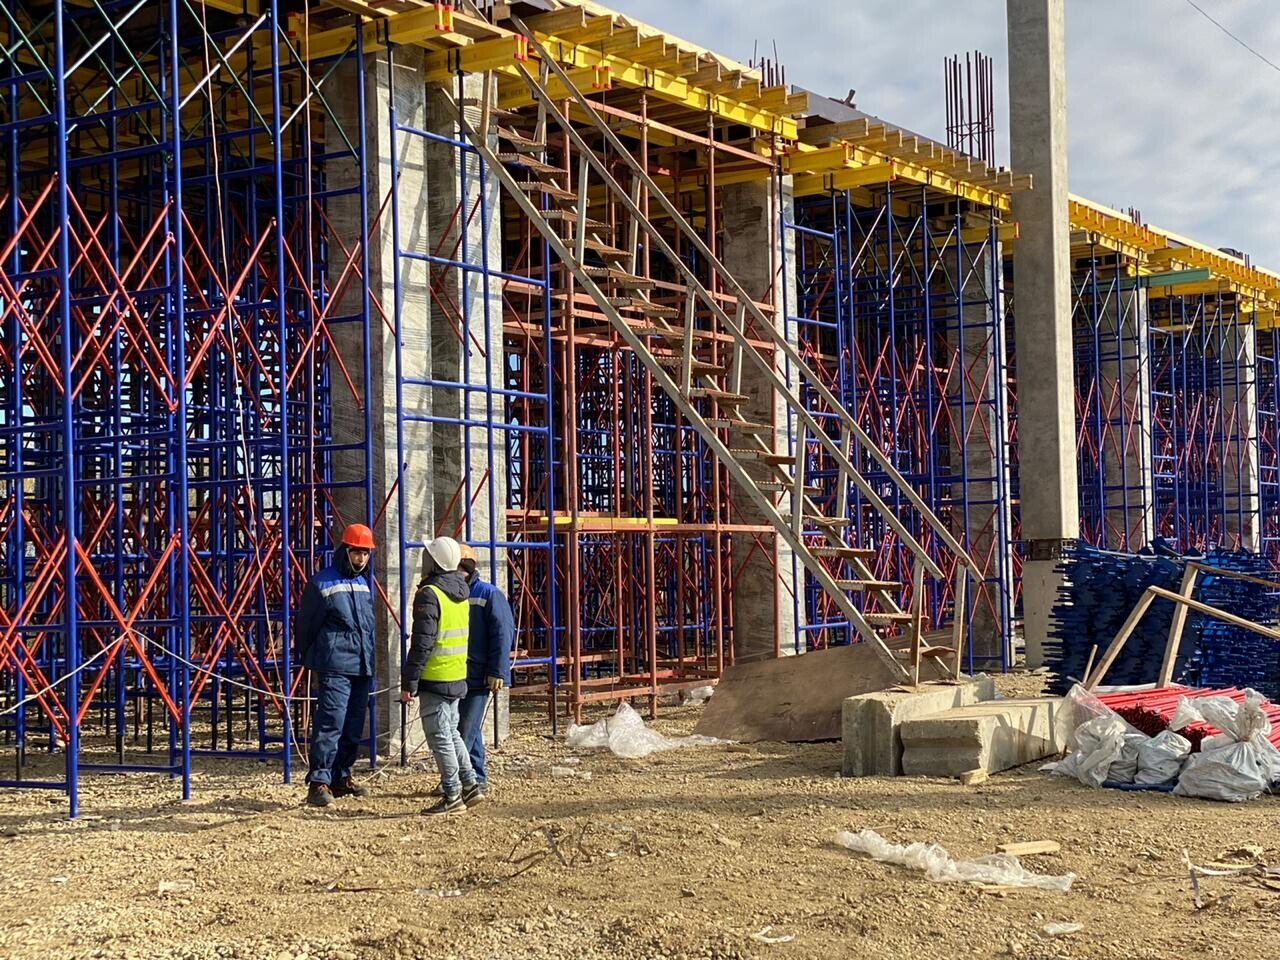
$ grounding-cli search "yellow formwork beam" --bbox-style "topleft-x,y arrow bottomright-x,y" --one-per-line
301,5 -> 499,61
792,163 -> 895,196
1147,245 -> 1280,302
491,32 -> 799,138
424,35 -> 533,79
1069,230 -> 1150,264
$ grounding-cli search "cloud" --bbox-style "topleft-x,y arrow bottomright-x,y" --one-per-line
604,0 -> 1280,266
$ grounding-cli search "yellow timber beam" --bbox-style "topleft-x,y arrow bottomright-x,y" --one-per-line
1069,230 -> 1150,264
491,32 -> 799,138
1147,246 -> 1280,301
792,163 -> 896,196
302,5 -> 501,61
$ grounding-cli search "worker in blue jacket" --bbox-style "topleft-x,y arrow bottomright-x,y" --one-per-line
457,543 -> 515,789
294,523 -> 377,808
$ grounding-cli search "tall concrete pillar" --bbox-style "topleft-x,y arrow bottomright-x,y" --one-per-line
948,245 -> 1014,663
1099,285 -> 1154,550
1222,317 -> 1260,551
323,48 -> 431,760
720,177 -> 802,660
1008,0 -> 1079,666
423,78 -> 507,570
324,57 -> 506,759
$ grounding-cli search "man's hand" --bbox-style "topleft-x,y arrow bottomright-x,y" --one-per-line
486,676 -> 504,693
399,690 -> 414,705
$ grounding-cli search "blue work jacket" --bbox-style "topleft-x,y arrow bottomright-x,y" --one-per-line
466,575 -> 515,692
295,546 -> 376,677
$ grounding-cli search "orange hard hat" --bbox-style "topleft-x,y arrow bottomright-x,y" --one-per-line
458,544 -> 478,564
341,523 -> 375,550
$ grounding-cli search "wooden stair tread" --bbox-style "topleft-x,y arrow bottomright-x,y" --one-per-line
810,546 -> 876,559
634,325 -> 717,340
495,127 -> 545,151
582,238 -> 631,258
608,298 -> 680,317
707,418 -> 772,433
582,266 -> 655,287
729,449 -> 792,464
758,481 -> 822,494
654,356 -> 725,375
496,153 -> 560,174
518,181 -> 576,200
690,388 -> 749,402
541,209 -> 609,229
796,515 -> 851,527
865,612 -> 913,623
834,579 -> 902,592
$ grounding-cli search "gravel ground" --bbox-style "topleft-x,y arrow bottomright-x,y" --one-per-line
0,673 -> 1277,960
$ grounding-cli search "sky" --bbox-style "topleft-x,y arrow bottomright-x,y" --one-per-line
606,0 -> 1280,267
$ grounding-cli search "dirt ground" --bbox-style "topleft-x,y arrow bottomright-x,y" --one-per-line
0,673 -> 1278,960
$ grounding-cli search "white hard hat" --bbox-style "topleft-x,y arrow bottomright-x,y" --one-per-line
424,537 -> 462,573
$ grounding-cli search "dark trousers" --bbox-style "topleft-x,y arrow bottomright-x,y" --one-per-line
457,689 -> 490,785
307,672 -> 371,785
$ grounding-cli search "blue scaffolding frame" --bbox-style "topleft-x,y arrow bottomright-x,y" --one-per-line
0,0 -> 374,814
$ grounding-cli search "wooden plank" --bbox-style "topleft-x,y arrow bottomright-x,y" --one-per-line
1084,588 -> 1156,688
1187,561 -> 1280,591
997,840 -> 1060,857
1146,585 -> 1280,639
951,566 -> 966,680
910,562 -> 925,686
1159,565 -> 1198,687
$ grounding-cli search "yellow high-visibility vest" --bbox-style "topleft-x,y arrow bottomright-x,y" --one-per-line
420,585 -> 470,682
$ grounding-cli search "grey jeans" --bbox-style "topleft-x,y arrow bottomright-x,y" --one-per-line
418,691 -> 477,797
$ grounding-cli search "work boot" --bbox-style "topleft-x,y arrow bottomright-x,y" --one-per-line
306,782 -> 334,808
331,777 -> 371,799
423,794 -> 466,816
461,783 -> 487,807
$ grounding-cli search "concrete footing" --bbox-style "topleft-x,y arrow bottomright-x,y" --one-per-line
840,677 -> 997,776
900,698 -> 1063,776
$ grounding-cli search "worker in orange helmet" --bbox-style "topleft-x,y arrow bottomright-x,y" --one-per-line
294,523 -> 377,807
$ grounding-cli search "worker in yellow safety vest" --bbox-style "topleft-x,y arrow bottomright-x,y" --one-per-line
399,536 -> 484,814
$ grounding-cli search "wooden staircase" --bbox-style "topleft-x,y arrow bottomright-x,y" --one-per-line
451,26 -> 982,683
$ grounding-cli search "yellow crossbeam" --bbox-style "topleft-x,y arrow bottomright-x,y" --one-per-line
485,33 -> 798,138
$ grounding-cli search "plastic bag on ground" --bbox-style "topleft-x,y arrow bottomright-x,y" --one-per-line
1134,730 -> 1191,785
1051,683 -> 1123,749
1172,689 -> 1274,742
835,829 -> 1075,892
1042,713 -> 1130,787
1172,689 -> 1280,802
566,702 -> 729,759
1105,733 -> 1149,784
1042,684 -> 1145,787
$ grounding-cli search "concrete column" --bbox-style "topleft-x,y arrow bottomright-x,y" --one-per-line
421,78 -> 509,737
423,78 -> 507,569
1099,285 -> 1154,550
323,48 -> 431,760
1222,317 -> 1260,551
720,176 -> 802,661
948,244 -> 1014,663
324,56 -> 510,758
1007,0 -> 1079,666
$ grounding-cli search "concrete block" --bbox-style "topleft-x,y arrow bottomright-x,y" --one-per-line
841,677 -> 996,777
899,697 -> 1063,777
